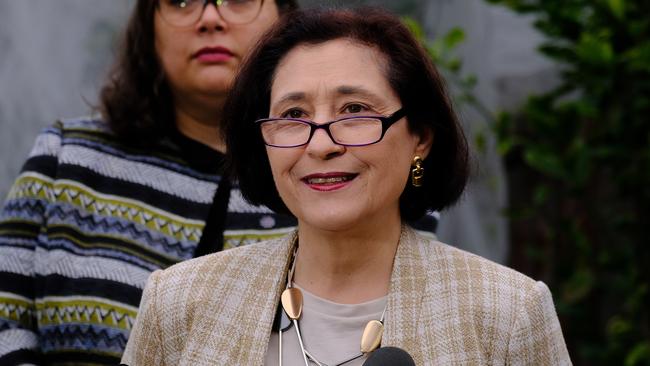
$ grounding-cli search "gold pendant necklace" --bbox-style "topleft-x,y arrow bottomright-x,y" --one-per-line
278,247 -> 386,366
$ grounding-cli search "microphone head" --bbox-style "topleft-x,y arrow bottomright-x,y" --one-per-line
362,346 -> 416,366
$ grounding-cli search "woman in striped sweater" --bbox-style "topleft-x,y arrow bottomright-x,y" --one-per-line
0,0 -> 301,364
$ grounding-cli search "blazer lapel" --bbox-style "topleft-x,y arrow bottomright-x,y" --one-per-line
382,226 -> 428,365
185,232 -> 297,365
246,231 -> 298,365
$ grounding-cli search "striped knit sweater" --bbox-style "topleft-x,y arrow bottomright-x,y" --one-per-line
0,117 -> 300,365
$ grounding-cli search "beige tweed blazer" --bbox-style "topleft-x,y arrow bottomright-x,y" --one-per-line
122,226 -> 571,365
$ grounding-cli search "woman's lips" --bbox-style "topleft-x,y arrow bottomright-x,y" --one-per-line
302,172 -> 358,192
193,46 -> 234,63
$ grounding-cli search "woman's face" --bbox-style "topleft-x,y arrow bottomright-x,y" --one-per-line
154,0 -> 280,101
266,39 -> 432,232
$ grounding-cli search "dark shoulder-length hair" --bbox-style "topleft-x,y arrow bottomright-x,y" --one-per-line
224,7 -> 469,221
99,0 -> 299,142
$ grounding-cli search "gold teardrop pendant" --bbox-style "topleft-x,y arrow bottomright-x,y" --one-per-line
360,319 -> 384,353
281,287 -> 303,320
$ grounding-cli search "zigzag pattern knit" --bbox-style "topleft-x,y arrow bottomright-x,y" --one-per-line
0,118 -> 298,365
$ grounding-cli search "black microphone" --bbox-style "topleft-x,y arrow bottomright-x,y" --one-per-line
362,347 -> 416,366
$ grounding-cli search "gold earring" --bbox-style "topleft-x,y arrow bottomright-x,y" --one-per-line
411,156 -> 424,187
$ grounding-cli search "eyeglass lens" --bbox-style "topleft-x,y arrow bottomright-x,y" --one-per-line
260,118 -> 385,147
159,0 -> 263,27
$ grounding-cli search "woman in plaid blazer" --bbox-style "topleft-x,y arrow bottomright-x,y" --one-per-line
122,7 -> 571,366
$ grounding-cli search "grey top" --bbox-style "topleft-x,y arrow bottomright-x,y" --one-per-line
266,285 -> 387,366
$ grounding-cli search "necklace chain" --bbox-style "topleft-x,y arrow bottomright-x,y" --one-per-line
279,246 -> 386,366
304,348 -> 365,366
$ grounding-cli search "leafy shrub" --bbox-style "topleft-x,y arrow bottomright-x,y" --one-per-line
486,0 -> 650,364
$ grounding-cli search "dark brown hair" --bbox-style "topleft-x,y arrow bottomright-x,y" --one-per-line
224,7 -> 469,221
99,0 -> 299,143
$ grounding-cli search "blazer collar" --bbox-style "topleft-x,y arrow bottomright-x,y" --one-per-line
252,231 -> 298,363
383,226 -> 428,364
253,226 -> 426,364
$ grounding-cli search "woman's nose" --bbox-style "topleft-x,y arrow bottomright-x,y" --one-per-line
196,3 -> 227,32
305,129 -> 346,160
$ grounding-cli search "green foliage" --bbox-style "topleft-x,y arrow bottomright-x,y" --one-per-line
403,19 -> 468,76
486,0 -> 650,364
404,18 -> 496,154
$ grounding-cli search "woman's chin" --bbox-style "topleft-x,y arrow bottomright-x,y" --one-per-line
196,81 -> 232,96
190,73 -> 235,95
297,211 -> 365,233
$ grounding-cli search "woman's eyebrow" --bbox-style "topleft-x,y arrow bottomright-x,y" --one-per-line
274,92 -> 307,106
335,85 -> 382,101
272,86 -> 383,111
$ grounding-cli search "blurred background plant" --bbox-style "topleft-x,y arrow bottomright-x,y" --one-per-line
409,0 -> 650,362
404,19 -> 502,219
484,0 -> 650,364
404,19 -> 497,146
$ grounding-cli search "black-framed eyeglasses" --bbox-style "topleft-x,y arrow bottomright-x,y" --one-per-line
158,0 -> 264,27
255,109 -> 407,148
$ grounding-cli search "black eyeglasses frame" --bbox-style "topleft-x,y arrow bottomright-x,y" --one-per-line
255,108 -> 407,148
157,0 -> 265,27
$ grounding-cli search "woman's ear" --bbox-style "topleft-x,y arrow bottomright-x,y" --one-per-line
414,127 -> 433,159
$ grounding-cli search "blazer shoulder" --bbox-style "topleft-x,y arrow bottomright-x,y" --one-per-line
390,228 -> 569,364
412,229 -> 541,293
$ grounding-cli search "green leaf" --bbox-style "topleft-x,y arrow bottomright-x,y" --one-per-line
475,132 -> 487,154
562,268 -> 595,303
533,184 -> 550,205
538,44 -> 575,63
576,33 -> 614,65
524,148 -> 566,179
569,138 -> 591,186
443,27 -> 465,49
425,43 -> 442,62
462,74 -> 478,88
402,17 -> 425,42
607,316 -> 632,338
497,139 -> 514,155
447,58 -> 462,72
607,0 -> 626,20
625,342 -> 650,366
624,42 -> 650,72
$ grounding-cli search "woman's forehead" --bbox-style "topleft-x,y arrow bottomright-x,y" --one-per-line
270,39 -> 394,104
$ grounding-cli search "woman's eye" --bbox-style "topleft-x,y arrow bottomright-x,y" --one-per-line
283,109 -> 305,119
169,0 -> 188,6
343,104 -> 368,114
168,0 -> 202,8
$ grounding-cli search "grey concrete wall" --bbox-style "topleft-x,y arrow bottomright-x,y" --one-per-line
0,0 -> 132,199
420,0 -> 557,262
0,0 -> 557,263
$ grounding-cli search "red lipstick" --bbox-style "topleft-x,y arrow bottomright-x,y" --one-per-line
193,46 -> 234,63
302,172 -> 358,192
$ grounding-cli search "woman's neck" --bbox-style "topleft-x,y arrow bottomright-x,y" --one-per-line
174,96 -> 226,153
293,215 -> 402,304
